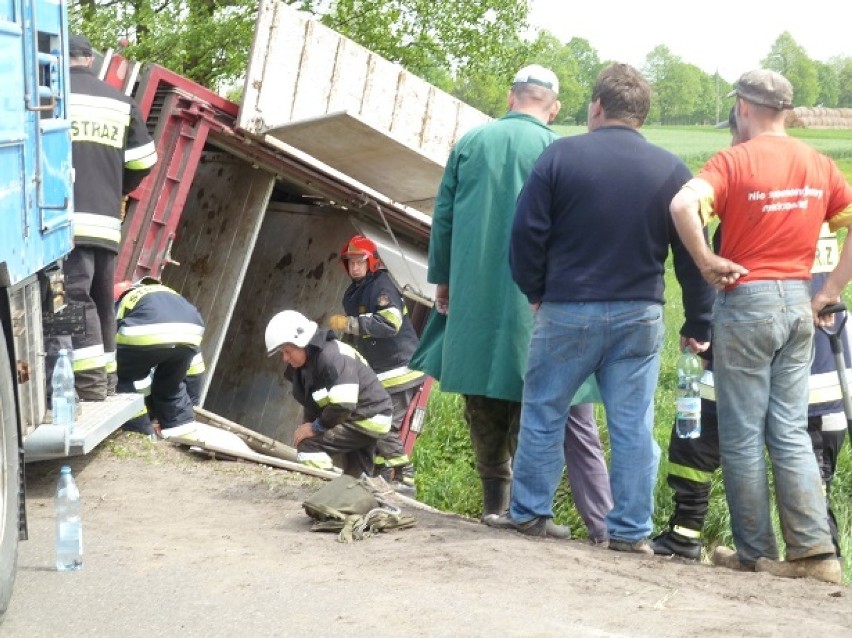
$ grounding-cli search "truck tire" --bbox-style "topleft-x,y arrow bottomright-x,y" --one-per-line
0,324 -> 19,620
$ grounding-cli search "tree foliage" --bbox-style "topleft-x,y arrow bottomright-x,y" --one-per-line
322,0 -> 530,82
761,32 -> 819,106
70,1 -> 850,121
70,0 -> 261,88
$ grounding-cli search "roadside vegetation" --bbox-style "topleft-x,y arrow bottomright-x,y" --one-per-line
413,131 -> 852,583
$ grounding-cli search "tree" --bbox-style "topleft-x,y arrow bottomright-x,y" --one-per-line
643,46 -> 702,125
523,30 -> 585,123
815,62 -> 839,107
70,0 -> 262,89
70,0 -> 530,95
761,32 -> 819,106
564,37 -> 603,124
831,56 -> 852,107
322,0 -> 530,81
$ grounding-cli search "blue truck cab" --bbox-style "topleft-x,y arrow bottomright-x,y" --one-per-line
0,0 -> 74,618
1,0 -> 141,620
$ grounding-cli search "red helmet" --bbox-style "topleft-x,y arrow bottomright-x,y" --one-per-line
113,280 -> 135,302
340,235 -> 381,273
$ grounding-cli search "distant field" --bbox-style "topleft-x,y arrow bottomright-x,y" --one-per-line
552,125 -> 852,172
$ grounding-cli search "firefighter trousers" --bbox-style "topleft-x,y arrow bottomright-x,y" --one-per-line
46,246 -> 116,401
375,383 -> 421,470
299,424 -> 379,478
665,411 -> 844,556
117,345 -> 196,434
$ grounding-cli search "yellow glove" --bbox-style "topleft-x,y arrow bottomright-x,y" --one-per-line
329,314 -> 359,334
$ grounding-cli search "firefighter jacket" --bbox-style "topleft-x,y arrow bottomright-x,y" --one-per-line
286,329 -> 393,438
116,284 -> 204,349
341,270 -> 424,392
69,66 -> 157,252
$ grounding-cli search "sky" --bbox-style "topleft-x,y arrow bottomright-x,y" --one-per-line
527,0 -> 851,82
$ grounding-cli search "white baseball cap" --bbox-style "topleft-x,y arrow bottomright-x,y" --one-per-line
513,64 -> 559,94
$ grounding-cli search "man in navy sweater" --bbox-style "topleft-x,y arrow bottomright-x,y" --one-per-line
490,64 -> 715,553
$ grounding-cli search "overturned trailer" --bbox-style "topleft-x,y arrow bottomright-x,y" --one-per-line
106,0 -> 490,442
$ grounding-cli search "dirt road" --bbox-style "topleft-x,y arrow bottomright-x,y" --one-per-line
3,433 -> 850,637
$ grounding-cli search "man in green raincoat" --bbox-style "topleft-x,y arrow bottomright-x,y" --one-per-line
411,65 -> 609,540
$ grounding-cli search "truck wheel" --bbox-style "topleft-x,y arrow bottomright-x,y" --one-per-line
0,326 -> 19,620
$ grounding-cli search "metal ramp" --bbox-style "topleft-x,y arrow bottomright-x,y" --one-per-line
24,393 -> 144,463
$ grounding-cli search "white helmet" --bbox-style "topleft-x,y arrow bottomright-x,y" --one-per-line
265,310 -> 318,356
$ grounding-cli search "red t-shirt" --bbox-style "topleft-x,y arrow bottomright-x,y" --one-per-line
697,135 -> 852,283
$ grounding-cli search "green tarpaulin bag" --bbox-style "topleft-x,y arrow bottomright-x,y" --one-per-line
302,475 -> 417,542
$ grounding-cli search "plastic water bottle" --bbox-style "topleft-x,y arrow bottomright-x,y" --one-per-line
55,465 -> 82,571
675,347 -> 702,439
52,349 -> 76,431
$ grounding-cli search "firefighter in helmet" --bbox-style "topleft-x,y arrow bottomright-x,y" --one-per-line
113,278 -> 204,436
266,309 -> 393,477
329,235 -> 424,491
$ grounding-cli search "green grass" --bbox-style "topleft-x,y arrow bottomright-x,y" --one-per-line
552,125 -> 852,172
412,152 -> 852,582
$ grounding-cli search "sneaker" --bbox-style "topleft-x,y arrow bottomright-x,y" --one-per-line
608,538 -> 654,555
755,556 -> 842,584
483,514 -> 571,539
710,546 -> 754,572
650,530 -> 701,560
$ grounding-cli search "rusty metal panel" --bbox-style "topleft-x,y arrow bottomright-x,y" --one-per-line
204,208 -> 359,442
159,153 -> 274,406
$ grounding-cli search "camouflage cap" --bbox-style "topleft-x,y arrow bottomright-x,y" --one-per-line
727,69 -> 793,110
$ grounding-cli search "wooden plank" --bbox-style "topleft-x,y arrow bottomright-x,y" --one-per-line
193,406 -> 298,461
162,422 -> 341,480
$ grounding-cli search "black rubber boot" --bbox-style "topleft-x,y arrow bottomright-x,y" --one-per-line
481,478 -> 510,519
650,530 -> 702,560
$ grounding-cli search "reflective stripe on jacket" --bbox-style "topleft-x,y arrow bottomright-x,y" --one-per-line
116,284 -> 204,348
342,270 -> 423,391
69,67 -> 157,252
288,329 -> 393,437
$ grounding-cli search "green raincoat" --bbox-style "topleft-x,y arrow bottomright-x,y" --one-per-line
411,112 -> 598,404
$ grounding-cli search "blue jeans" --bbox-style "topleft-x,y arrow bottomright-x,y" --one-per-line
509,301 -> 663,541
714,280 -> 834,563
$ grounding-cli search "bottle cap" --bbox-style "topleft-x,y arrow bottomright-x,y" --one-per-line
60,465 -> 71,474
59,348 -> 68,356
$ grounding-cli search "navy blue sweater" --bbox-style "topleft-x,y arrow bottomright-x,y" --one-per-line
510,125 -> 714,341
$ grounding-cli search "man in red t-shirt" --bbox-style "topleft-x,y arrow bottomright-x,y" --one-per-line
670,69 -> 852,584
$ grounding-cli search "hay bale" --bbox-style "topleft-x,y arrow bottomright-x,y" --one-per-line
788,106 -> 852,130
